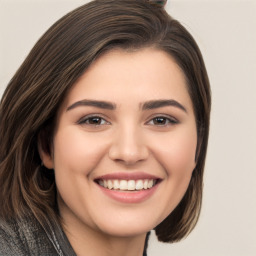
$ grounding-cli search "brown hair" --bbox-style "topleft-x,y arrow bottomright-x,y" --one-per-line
0,0 -> 211,243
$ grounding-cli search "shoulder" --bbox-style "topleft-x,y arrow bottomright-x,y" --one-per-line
0,215 -> 58,256
0,217 -> 26,255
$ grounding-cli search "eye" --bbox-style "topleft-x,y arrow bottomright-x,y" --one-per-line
78,115 -> 110,126
147,116 -> 178,126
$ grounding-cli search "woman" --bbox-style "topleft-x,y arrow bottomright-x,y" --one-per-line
0,0 -> 211,255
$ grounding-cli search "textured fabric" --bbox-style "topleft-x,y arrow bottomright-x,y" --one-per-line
0,214 -> 75,256
0,214 -> 149,256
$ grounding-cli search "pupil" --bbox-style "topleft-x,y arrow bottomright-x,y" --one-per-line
154,117 -> 166,125
90,117 -> 101,124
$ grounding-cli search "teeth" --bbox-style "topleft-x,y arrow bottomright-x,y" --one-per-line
127,180 -> 135,190
148,179 -> 153,188
143,179 -> 148,189
113,179 -> 119,189
98,179 -> 157,191
136,180 -> 143,190
107,180 -> 113,189
120,180 -> 128,190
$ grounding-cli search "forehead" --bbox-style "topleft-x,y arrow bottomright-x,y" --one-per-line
62,48 -> 193,111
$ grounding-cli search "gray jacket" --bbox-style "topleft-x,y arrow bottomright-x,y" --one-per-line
0,214 -> 77,256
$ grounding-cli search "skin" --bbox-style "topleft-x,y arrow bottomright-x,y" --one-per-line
39,48 -> 197,256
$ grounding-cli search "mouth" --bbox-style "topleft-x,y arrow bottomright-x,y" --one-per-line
95,178 -> 160,191
94,173 -> 162,203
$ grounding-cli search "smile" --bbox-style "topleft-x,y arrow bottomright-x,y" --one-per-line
95,179 -> 161,203
96,179 -> 157,191
94,172 -> 162,203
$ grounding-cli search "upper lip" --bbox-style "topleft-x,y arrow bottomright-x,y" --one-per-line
94,172 -> 161,181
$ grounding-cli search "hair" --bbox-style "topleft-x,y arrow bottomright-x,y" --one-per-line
0,0 -> 211,243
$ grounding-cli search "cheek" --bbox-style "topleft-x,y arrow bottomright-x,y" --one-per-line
143,128 -> 198,223
52,127 -> 110,175
151,127 -> 196,191
150,129 -> 197,177
169,135 -> 197,171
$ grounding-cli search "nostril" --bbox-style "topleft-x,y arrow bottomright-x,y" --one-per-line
108,144 -> 149,165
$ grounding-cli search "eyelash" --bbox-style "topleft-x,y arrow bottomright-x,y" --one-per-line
77,114 -> 178,127
77,115 -> 110,126
146,115 -> 178,126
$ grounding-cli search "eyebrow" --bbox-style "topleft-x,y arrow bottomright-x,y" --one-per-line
66,99 -> 116,111
141,99 -> 187,112
66,99 -> 187,113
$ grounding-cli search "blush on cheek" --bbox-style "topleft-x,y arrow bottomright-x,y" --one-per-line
175,134 -> 197,166
175,148 -> 196,171
160,142 -> 196,176
54,130 -> 110,176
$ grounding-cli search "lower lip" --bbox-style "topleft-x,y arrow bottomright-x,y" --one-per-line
97,183 -> 160,203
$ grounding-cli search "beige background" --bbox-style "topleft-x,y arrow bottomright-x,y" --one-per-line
1,0 -> 256,255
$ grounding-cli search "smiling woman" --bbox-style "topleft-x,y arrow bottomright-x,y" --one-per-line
0,0 -> 211,256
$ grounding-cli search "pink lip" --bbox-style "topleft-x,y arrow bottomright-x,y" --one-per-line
94,172 -> 161,181
97,183 -> 160,203
94,172 -> 161,204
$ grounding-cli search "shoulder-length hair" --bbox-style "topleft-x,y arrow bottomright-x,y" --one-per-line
0,0 -> 211,243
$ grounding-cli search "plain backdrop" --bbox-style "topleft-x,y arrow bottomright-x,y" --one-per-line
0,0 -> 256,255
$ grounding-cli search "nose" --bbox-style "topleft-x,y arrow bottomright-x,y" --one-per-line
108,126 -> 149,165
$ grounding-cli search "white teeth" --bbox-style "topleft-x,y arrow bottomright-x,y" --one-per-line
135,180 -> 143,190
107,180 -> 113,189
98,179 -> 157,191
113,179 -> 119,189
127,180 -> 135,190
119,180 -> 128,190
148,179 -> 153,188
143,179 -> 148,189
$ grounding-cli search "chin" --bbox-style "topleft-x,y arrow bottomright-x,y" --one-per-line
98,222 -> 152,238
90,208 -> 165,238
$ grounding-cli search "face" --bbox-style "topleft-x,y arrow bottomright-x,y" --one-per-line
40,48 -> 197,238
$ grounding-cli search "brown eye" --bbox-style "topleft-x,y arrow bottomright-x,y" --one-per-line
153,117 -> 168,125
147,116 -> 178,126
87,117 -> 102,125
78,116 -> 109,126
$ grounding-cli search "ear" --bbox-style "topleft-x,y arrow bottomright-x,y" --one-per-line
37,131 -> 54,169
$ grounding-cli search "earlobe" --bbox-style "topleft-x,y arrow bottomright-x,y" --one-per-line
37,133 -> 54,169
